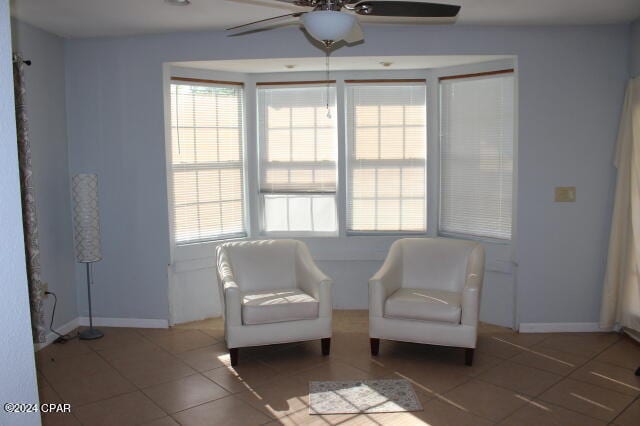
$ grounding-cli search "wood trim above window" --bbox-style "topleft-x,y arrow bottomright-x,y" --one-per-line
256,80 -> 336,86
344,79 -> 426,84
439,69 -> 514,81
170,76 -> 244,86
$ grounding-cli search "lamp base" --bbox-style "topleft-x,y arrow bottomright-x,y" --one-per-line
79,328 -> 104,340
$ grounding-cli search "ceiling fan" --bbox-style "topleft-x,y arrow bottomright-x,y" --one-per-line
227,1 -> 461,47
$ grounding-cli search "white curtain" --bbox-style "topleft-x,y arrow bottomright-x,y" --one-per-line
600,77 -> 640,333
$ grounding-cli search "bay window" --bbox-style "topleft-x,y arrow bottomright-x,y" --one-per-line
166,69 -> 515,244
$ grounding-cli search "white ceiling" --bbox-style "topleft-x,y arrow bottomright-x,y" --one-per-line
173,55 -> 512,73
11,0 -> 640,39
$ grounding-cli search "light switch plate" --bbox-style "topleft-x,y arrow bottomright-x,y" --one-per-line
555,186 -> 576,202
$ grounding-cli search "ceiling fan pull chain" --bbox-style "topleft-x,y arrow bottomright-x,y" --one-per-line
326,47 -> 331,119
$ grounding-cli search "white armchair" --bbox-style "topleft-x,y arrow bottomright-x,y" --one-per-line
369,238 -> 485,365
216,239 -> 333,366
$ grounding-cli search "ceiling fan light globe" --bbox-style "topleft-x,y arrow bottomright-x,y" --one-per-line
302,11 -> 356,44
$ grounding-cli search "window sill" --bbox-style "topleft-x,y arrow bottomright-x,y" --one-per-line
174,234 -> 248,248
259,231 -> 339,238
346,231 -> 429,237
437,231 -> 511,245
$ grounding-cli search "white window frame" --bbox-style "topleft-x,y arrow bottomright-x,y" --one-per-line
345,80 -> 429,236
437,69 -> 516,243
164,74 -> 250,248
256,82 -> 339,237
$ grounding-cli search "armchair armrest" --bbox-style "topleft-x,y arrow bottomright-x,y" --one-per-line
295,242 -> 333,318
369,241 -> 403,317
461,244 -> 485,327
216,245 -> 242,327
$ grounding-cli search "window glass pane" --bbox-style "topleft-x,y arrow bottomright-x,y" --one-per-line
288,197 -> 312,231
439,74 -> 514,240
263,194 -> 337,233
263,196 -> 288,231
169,82 -> 246,243
346,83 -> 427,232
312,197 -> 338,232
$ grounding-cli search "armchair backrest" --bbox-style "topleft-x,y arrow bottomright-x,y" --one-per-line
218,240 -> 299,292
400,238 -> 480,293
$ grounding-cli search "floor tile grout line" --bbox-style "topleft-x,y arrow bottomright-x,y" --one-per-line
444,362 -> 628,424
169,391 -> 276,422
529,332 -> 623,367
494,335 -> 634,381
478,347 -> 574,381
535,381 -> 634,423
475,359 -> 636,423
169,414 -> 184,426
89,346 -> 213,410
36,319 -> 640,425
563,371 -> 640,398
608,387 -> 640,424
36,377 -> 85,425
533,393 -> 630,424
472,372 -> 563,400
40,356 -> 144,412
474,332 -> 640,425
506,349 -> 589,377
139,374 -> 233,418
86,334 -> 184,408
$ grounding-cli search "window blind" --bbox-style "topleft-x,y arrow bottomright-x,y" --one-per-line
258,84 -> 338,233
439,73 -> 515,240
169,81 -> 246,243
346,83 -> 427,232
258,85 -> 337,194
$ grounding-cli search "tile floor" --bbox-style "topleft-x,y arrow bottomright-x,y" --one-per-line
35,311 -> 640,425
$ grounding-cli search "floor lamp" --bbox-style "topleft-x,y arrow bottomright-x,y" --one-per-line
72,173 -> 104,340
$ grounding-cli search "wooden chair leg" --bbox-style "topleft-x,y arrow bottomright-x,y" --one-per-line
465,348 -> 474,366
230,348 -> 239,366
321,338 -> 331,356
370,338 -> 380,356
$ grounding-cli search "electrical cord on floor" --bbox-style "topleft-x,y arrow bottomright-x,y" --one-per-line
45,291 -> 78,343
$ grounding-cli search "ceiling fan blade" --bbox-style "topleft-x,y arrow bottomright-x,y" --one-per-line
224,0 -> 305,12
344,21 -> 364,43
226,12 -> 304,31
274,0 -> 314,5
354,1 -> 460,18
227,21 -> 300,36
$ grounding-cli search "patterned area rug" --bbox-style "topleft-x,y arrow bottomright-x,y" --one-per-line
309,379 -> 423,414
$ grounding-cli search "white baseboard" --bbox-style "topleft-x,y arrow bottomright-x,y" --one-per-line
35,317 -> 80,351
35,316 -> 169,352
519,322 -> 613,333
78,316 -> 169,329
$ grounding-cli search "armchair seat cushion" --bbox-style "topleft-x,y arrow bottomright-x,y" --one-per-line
241,288 -> 319,325
384,288 -> 462,324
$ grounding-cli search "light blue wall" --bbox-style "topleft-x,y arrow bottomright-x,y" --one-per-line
11,19 -> 76,332
65,24 -> 629,324
632,19 -> 640,77
0,1 -> 40,424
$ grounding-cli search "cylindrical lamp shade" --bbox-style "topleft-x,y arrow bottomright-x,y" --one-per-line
72,174 -> 102,263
